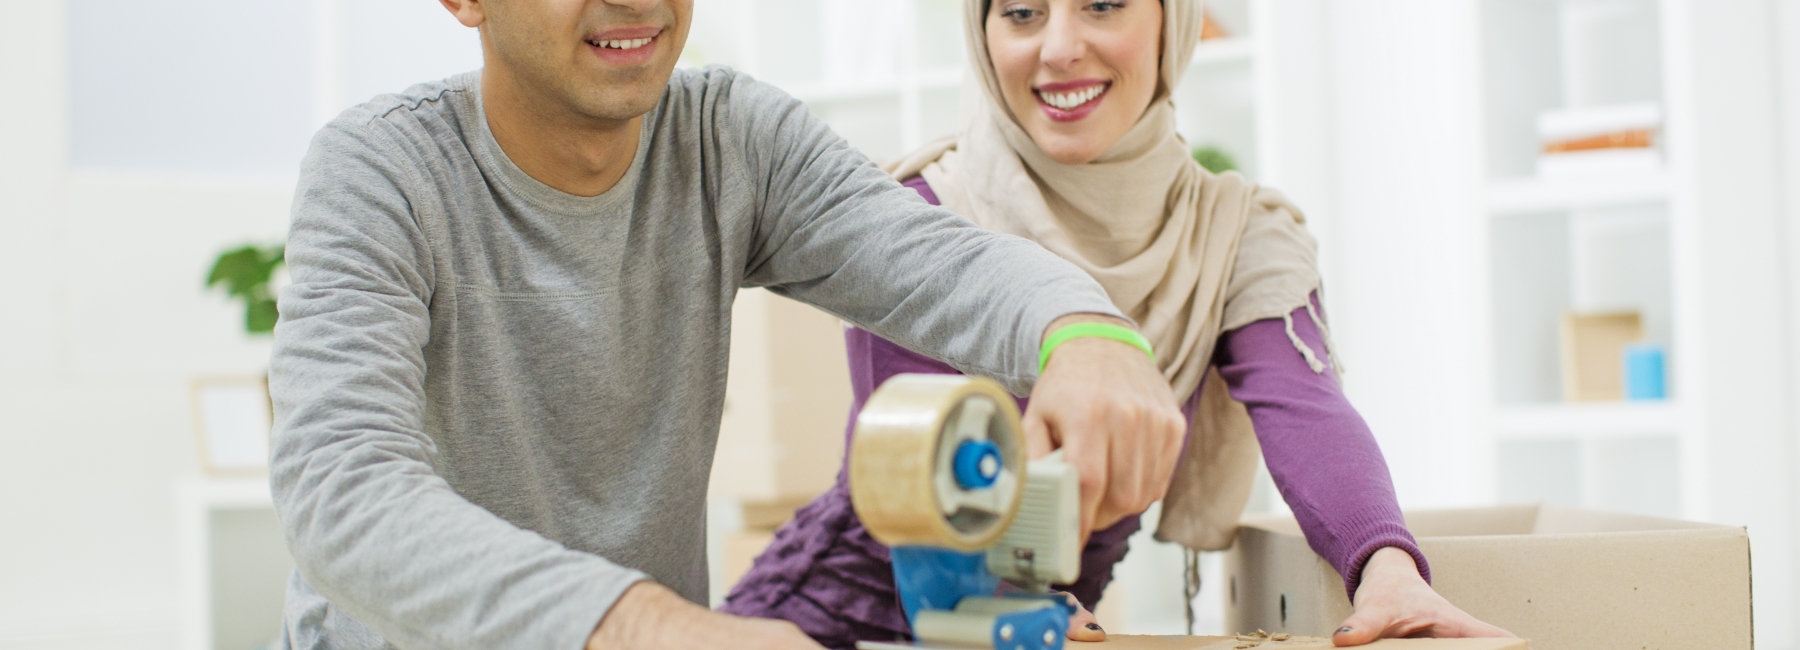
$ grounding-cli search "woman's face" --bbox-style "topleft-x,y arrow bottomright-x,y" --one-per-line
985,0 -> 1163,165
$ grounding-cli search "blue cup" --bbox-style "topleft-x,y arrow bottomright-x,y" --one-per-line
1624,343 -> 1667,400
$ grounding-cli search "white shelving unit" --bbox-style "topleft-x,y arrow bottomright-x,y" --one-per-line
1174,1 -> 1262,181
1473,0 -> 1685,520
1471,0 -> 1790,550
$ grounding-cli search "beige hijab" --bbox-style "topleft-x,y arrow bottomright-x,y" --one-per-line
885,0 -> 1327,550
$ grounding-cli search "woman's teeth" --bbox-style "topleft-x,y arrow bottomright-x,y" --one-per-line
594,37 -> 653,50
1037,84 -> 1106,110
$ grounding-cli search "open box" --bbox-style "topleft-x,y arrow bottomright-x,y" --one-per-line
1223,504 -> 1751,650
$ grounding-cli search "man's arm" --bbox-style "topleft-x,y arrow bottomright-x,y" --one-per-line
272,120 -> 652,650
724,72 -> 1186,537
724,75 -> 1119,394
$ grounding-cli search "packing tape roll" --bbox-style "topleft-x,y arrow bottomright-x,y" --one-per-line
849,374 -> 1026,550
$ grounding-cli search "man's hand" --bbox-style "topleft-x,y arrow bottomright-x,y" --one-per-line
1026,314 -> 1186,539
588,581 -> 825,650
1331,547 -> 1515,646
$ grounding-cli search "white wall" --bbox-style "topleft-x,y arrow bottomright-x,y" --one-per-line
0,2 -> 480,647
1269,0 -> 1487,509
1776,0 -> 1800,640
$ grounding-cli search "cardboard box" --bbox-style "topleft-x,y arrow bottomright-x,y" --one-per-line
1094,637 -> 1526,650
1223,505 -> 1751,650
1559,312 -> 1643,402
868,636 -> 1527,649
723,529 -> 777,590
712,289 -> 854,501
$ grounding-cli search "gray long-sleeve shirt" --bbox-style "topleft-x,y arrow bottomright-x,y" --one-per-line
268,67 -> 1121,650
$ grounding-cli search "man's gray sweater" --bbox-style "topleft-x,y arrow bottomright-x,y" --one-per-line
269,67 -> 1120,650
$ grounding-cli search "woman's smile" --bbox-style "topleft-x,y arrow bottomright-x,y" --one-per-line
1034,80 -> 1112,121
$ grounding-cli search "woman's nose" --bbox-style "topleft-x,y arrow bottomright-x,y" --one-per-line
1038,12 -> 1086,70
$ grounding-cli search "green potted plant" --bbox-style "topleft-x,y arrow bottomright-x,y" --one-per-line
1191,144 -> 1239,174
206,243 -> 285,334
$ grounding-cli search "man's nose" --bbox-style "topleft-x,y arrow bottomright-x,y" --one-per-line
604,0 -> 664,16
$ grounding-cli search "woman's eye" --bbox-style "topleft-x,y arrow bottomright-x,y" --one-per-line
1087,0 -> 1124,13
1000,6 -> 1038,22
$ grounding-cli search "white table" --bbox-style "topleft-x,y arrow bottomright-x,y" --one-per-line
175,475 -> 289,650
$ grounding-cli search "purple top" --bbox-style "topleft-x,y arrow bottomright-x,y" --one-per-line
720,177 -> 1425,649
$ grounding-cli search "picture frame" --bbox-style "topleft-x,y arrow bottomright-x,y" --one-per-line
189,375 -> 273,475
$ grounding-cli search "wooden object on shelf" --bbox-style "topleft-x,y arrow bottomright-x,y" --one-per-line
1559,311 -> 1643,401
1535,103 -> 1664,177
1543,128 -> 1654,153
1201,9 -> 1229,40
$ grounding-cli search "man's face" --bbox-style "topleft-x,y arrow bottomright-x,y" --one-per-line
481,0 -> 693,122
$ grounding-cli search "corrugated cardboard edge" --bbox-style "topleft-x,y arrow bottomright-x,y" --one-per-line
1225,504 -> 1752,650
1092,636 -> 1528,649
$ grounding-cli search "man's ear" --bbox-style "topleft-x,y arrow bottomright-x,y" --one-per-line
439,0 -> 487,28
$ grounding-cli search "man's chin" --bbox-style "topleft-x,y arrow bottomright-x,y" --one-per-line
571,68 -> 675,122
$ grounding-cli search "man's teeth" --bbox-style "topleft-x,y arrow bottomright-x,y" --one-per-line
1038,85 -> 1106,110
595,37 -> 653,50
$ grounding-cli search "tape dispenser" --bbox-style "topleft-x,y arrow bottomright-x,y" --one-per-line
849,374 -> 1082,650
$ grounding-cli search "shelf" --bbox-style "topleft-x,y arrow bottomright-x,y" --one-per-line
1486,170 -> 1672,215
177,474 -> 274,509
785,67 -> 962,104
1489,401 -> 1682,440
1191,37 -> 1254,66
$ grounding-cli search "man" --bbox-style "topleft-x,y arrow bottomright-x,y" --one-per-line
268,0 -> 1186,647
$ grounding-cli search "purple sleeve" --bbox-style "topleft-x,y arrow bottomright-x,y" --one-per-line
1213,294 -> 1430,599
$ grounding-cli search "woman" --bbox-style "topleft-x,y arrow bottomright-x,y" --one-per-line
723,0 -> 1512,647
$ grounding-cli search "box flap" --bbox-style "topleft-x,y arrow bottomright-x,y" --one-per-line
1530,503 -> 1734,534
1402,505 -> 1540,537
1238,512 -> 1305,536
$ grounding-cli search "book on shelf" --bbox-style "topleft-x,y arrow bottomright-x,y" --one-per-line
1536,102 -> 1663,178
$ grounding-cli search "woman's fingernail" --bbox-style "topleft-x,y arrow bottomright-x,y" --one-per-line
1087,623 -> 1103,631
1337,627 -> 1353,634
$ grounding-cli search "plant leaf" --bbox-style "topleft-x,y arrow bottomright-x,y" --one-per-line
246,298 -> 280,334
1191,145 -> 1239,174
208,242 -> 286,335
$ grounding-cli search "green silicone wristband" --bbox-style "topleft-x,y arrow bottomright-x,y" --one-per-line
1039,322 -> 1155,374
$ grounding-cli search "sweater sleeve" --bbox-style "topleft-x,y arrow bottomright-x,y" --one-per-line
1212,293 -> 1430,599
722,73 -> 1123,395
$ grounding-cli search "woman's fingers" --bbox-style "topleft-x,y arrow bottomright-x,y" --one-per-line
1063,593 -> 1106,642
1333,548 -> 1516,646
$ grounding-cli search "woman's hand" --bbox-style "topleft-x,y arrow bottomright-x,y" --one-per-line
1027,314 -> 1187,539
1063,593 -> 1107,642
1331,548 -> 1514,646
